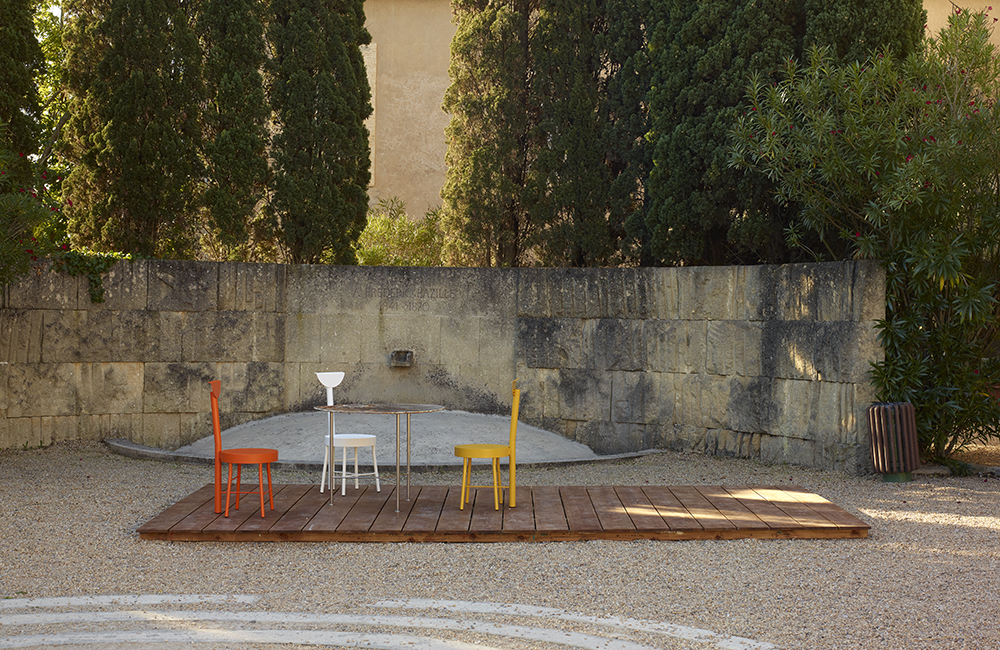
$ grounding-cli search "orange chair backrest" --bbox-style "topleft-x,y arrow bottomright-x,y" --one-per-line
209,380 -> 222,458
509,380 -> 520,462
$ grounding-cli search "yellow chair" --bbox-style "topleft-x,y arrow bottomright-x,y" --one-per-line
454,380 -> 520,510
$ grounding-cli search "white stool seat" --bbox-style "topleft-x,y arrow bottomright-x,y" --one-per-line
317,372 -> 380,497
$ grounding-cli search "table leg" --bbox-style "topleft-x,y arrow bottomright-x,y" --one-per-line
406,412 -> 412,501
334,413 -> 346,506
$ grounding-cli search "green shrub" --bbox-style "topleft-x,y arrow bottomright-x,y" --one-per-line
354,197 -> 444,267
729,9 -> 1000,460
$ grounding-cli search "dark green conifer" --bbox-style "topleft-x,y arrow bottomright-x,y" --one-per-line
0,0 -> 45,184
644,0 -> 926,266
441,0 -> 540,267
63,0 -> 204,257
199,0 -> 271,261
266,0 -> 372,265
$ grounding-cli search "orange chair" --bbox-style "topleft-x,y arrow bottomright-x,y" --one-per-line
209,380 -> 279,517
454,380 -> 521,510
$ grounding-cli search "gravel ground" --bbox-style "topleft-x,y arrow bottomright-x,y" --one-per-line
2,440 -> 999,650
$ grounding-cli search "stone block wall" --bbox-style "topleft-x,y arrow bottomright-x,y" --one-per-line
0,259 -> 883,474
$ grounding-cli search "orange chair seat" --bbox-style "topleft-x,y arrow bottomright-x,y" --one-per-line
220,448 -> 279,464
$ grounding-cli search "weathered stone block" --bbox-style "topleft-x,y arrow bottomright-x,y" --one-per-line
645,319 -> 680,373
219,361 -> 284,414
148,260 -> 218,312
111,310 -> 159,362
90,260 -> 147,311
611,370 -> 652,425
7,363 -> 79,417
77,362 -> 143,416
6,265 -> 81,310
557,367 -> 610,422
219,263 -> 285,312
760,433 -> 816,467
182,311 -> 255,362
643,371 -> 676,427
678,266 -> 736,321
518,318 -> 587,369
42,310 -> 113,362
142,412 -> 181,449
593,318 -> 645,371
143,362 -> 215,414
678,321 -> 707,373
0,310 -> 43,363
727,376 -> 776,433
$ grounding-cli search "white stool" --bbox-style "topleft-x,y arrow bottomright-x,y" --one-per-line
324,433 -> 381,495
316,372 -> 380,496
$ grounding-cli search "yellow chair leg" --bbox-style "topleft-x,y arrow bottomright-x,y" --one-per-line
509,462 -> 516,508
460,459 -> 469,510
492,459 -> 500,510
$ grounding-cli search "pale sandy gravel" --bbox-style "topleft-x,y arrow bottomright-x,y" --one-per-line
1,440 -> 998,650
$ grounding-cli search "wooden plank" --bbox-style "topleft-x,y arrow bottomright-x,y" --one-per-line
170,498 -> 229,533
669,486 -> 736,530
302,489 -> 363,533
749,486 -> 837,528
371,487 -> 420,532
641,486 -> 703,531
780,486 -> 871,530
560,486 -> 601,531
268,485 -> 330,534
615,486 -> 669,531
402,485 -> 448,532
696,486 -> 770,530
531,486 -> 569,531
435,487 -> 473,532
588,486 -> 635,532
469,487 -> 504,533
137,484 -> 214,534
239,485 -> 308,533
339,486 -> 393,532
723,486 -> 803,530
502,487 -> 536,532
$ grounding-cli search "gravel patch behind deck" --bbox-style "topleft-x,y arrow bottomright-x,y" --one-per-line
2,441 -> 999,650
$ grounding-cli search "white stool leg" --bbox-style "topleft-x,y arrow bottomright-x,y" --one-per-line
341,445 -> 348,496
354,447 -> 361,489
372,443 -> 380,491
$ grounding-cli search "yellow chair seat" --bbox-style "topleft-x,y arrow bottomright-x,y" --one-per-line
454,381 -> 520,510
454,443 -> 510,458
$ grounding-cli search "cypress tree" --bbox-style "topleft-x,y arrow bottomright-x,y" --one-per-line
643,0 -> 926,266
441,0 -> 540,268
63,0 -> 204,257
604,0 -> 653,266
530,0 -> 615,267
266,0 -> 372,265
0,0 -> 45,184
199,0 -> 271,261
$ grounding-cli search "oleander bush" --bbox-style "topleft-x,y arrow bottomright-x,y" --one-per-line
729,9 -> 1000,461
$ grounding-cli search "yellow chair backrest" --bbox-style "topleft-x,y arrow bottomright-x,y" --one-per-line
508,380 -> 520,461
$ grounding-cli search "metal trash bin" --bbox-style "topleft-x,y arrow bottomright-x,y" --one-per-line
866,402 -> 920,482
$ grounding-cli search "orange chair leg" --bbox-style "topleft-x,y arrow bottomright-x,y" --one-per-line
257,463 -> 266,517
234,465 -> 243,510
225,463 -> 234,517
266,462 -> 274,511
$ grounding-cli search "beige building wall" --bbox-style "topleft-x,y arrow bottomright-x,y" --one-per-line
925,0 -> 1000,43
365,0 -> 456,216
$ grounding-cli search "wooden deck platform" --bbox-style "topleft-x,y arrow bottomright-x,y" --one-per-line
138,483 -> 870,542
